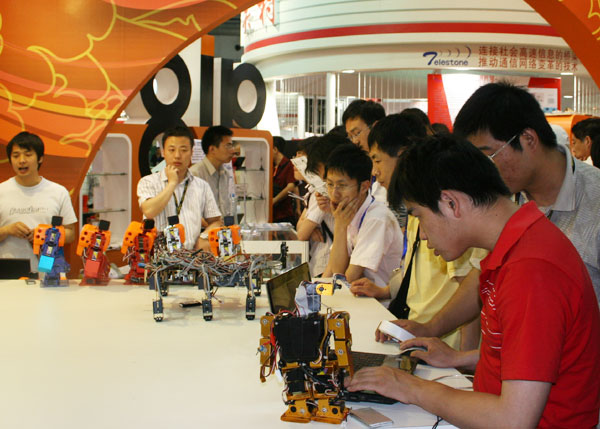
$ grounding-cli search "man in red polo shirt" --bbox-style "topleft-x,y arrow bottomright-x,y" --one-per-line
347,134 -> 600,428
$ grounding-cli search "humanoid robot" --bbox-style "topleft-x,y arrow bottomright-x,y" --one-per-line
259,276 -> 352,424
121,219 -> 156,284
77,220 -> 111,285
33,216 -> 70,286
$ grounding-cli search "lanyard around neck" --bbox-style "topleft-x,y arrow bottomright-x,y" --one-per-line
357,196 -> 375,231
173,179 -> 190,216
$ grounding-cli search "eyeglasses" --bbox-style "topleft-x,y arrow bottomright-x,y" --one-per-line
349,126 -> 370,143
325,182 -> 358,193
488,132 -> 520,161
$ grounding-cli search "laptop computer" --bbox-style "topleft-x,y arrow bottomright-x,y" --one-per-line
265,265 -> 414,404
265,262 -> 311,313
0,258 -> 36,279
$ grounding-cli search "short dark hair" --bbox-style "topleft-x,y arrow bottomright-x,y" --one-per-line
162,126 -> 195,148
573,118 -> 600,167
454,82 -> 557,150
432,122 -> 451,135
273,136 -> 286,153
7,132 -> 45,169
592,139 -> 600,168
590,139 -> 600,168
571,117 -> 600,141
368,113 -> 427,155
201,125 -> 232,154
325,143 -> 372,184
306,133 -> 348,175
388,134 -> 511,213
342,99 -> 385,127
400,108 -> 432,131
326,125 -> 351,141
296,136 -> 319,156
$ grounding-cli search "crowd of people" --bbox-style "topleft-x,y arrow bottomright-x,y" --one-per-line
1,82 -> 599,427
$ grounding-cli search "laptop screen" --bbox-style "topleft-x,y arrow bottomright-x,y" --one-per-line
0,258 -> 33,279
266,262 -> 311,313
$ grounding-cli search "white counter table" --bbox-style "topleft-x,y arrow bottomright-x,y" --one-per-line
0,280 -> 470,428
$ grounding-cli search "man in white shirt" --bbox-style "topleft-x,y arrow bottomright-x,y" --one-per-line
0,132 -> 77,272
189,125 -> 235,219
342,100 -> 387,203
137,126 -> 222,250
296,134 -> 346,276
322,143 -> 403,286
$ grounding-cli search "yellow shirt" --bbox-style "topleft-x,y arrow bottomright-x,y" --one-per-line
404,216 -> 487,349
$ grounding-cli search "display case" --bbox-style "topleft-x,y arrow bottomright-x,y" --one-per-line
234,136 -> 271,224
79,133 -> 132,249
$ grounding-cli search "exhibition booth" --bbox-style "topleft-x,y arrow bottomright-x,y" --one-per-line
1,1 -> 600,428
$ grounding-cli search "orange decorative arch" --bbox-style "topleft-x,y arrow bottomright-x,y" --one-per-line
0,0 -> 261,191
525,0 -> 600,89
1,0 -> 599,195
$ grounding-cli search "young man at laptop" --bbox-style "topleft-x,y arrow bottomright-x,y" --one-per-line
349,114 -> 484,351
322,143 -> 403,286
347,134 -> 600,428
0,132 -> 77,272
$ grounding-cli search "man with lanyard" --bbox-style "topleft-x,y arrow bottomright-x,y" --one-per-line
322,143 -> 403,286
137,126 -> 222,251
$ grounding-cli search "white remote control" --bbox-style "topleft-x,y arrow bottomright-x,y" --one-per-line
377,320 -> 415,342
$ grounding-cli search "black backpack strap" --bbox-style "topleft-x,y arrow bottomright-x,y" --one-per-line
388,226 -> 420,319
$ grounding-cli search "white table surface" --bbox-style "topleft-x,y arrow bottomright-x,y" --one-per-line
0,280 -> 470,429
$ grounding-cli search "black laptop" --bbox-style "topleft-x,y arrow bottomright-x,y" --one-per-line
265,262 -> 311,313
265,265 -> 413,404
0,258 -> 36,279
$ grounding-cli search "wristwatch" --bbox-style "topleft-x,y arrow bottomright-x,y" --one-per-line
200,231 -> 209,240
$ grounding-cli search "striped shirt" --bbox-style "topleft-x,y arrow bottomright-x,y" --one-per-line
519,145 -> 600,306
189,157 -> 234,216
137,169 -> 221,249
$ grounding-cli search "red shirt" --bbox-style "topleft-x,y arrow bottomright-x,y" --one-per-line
273,155 -> 295,222
475,202 -> 600,428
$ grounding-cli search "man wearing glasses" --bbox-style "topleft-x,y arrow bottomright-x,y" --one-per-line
342,99 -> 387,204
343,99 -> 385,152
349,135 -> 600,428
455,82 -> 600,306
387,82 -> 600,350
322,143 -> 403,287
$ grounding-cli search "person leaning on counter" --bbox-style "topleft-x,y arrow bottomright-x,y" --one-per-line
347,134 -> 600,428
0,131 -> 77,272
137,126 -> 222,251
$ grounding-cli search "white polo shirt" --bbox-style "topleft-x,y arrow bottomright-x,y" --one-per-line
305,192 -> 335,277
137,169 -> 221,250
347,194 -> 404,286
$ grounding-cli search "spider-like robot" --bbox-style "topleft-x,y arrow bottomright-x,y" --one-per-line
147,217 -> 267,322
